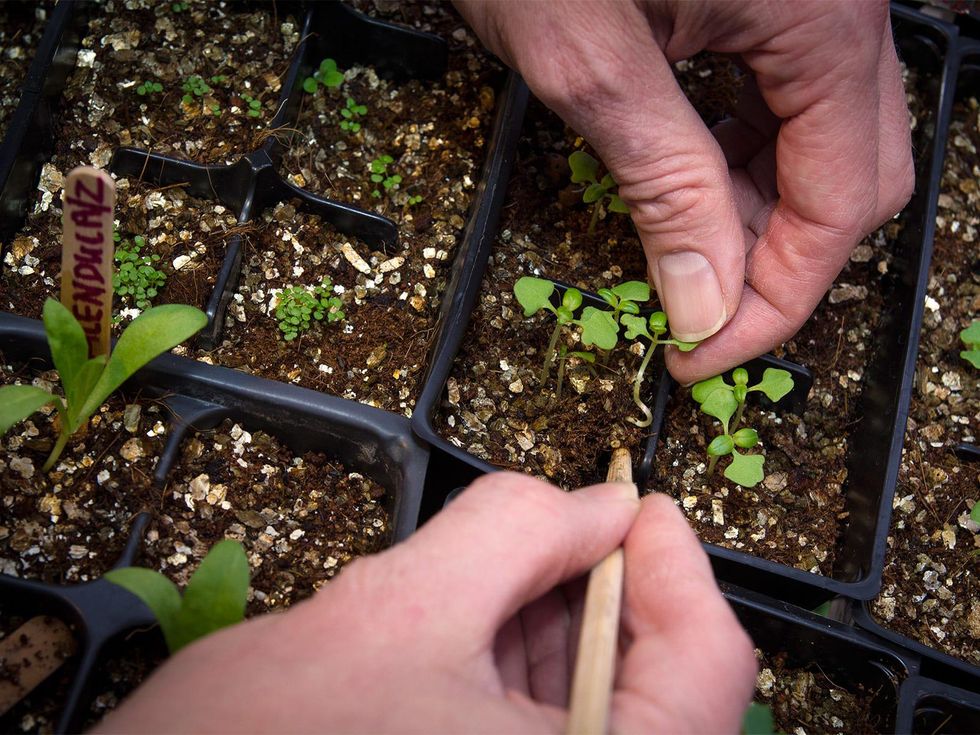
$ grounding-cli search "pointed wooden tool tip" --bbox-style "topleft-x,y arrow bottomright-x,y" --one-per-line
605,447 -> 633,485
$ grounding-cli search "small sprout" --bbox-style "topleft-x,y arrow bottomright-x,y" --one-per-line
303,58 -> 344,94
369,155 -> 402,198
114,233 -> 166,311
407,194 -> 423,206
960,320 -> 980,369
339,97 -> 367,133
622,310 -> 697,427
275,277 -> 345,341
171,1 -> 189,11
971,502 -> 980,525
598,280 -> 649,320
106,540 -> 249,654
0,299 -> 206,472
136,81 -> 163,96
514,277 -> 583,384
692,367 -> 795,487
568,150 -> 628,234
241,93 -> 263,118
182,75 -> 211,101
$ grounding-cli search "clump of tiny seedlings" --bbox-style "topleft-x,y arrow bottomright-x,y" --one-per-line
241,93 -> 262,118
340,97 -> 367,133
136,80 -> 163,97
106,539 -> 249,654
692,367 -> 794,487
275,277 -> 345,341
568,150 -> 628,235
370,155 -> 402,198
113,232 -> 166,311
170,1 -> 189,12
181,74 -> 226,115
0,299 -> 206,472
303,58 -> 344,94
960,320 -> 980,369
513,276 -> 694,408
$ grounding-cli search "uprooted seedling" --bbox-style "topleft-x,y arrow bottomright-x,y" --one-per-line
0,299 -> 206,472
106,539 -> 249,653
568,150 -> 629,235
692,367 -> 794,487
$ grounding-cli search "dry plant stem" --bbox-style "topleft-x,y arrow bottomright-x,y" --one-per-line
540,321 -> 563,384
567,448 -> 635,735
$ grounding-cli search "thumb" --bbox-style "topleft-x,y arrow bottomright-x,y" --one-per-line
481,2 -> 745,342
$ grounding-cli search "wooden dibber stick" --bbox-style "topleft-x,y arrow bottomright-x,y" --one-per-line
60,166 -> 116,358
566,447 -> 635,735
0,616 -> 76,716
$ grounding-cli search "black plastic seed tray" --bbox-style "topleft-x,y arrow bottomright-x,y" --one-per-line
897,676 -> 980,734
412,3 -> 957,608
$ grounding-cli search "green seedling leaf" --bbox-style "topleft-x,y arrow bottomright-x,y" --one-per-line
742,702 -> 776,735
621,313 -> 651,341
962,350 -> 980,369
724,451 -> 765,488
583,183 -> 606,204
706,434 -> 734,457
611,281 -> 650,303
597,288 -> 616,307
750,368 -> 794,402
74,304 -> 207,428
106,540 -> 249,654
43,299 -> 89,410
692,375 -> 731,404
568,150 -> 599,184
812,601 -> 832,617
561,288 -> 583,311
302,77 -> 317,94
700,388 -> 738,427
513,277 -> 555,317
607,194 -> 629,213
569,351 -> 595,363
668,338 -> 699,352
0,385 -> 61,435
971,502 -> 980,525
961,320 -> 980,347
732,427 -> 759,449
578,307 -> 619,350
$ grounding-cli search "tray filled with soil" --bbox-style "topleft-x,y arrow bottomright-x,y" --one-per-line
855,48 -> 980,684
726,583 -> 915,735
0,311 -> 428,731
897,676 -> 980,734
413,6 -> 956,608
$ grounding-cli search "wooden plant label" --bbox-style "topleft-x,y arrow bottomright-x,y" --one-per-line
60,166 -> 116,358
0,616 -> 76,716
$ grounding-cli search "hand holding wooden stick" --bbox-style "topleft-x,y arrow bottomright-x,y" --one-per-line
567,447 -> 635,735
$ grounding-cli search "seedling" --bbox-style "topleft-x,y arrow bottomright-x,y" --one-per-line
181,75 -> 211,104
621,311 -> 696,426
742,702 -> 776,735
370,155 -> 402,198
961,320 -> 980,369
692,367 -> 794,487
275,277 -> 345,341
303,58 -> 344,94
513,277 -> 583,384
597,281 -> 649,321
971,501 -> 980,525
171,1 -> 189,11
113,232 -> 166,310
407,194 -> 423,206
136,81 -> 163,96
241,94 -> 262,118
568,150 -> 629,234
340,97 -> 367,133
105,539 -> 249,654
0,299 -> 206,472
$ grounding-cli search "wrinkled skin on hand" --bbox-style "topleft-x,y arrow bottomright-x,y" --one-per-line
96,475 -> 756,733
456,0 -> 913,383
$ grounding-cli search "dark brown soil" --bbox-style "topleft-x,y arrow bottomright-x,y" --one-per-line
54,0 -> 298,168
651,64 -> 931,575
755,650 -> 886,735
0,178 -> 238,329
0,4 -> 49,138
872,99 -> 980,665
140,418 -> 390,614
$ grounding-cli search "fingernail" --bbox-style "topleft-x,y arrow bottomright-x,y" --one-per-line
657,251 -> 726,342
580,481 -> 639,503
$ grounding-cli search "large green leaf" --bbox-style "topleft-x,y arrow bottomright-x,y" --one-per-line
700,388 -> 738,427
0,385 -> 62,435
621,313 -> 650,341
42,299 -> 89,411
513,277 -> 554,317
76,305 -> 206,426
611,281 -> 650,303
66,357 -> 107,430
568,150 -> 599,184
724,451 -> 765,488
691,375 -> 730,404
104,567 -> 183,652
174,539 -> 250,652
577,307 -> 619,350
750,368 -> 794,402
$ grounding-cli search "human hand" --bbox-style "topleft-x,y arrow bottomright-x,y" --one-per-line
96,473 -> 755,733
455,0 -> 914,383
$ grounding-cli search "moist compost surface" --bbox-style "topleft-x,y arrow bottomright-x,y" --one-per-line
0,3 -> 49,139
872,99 -> 980,666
